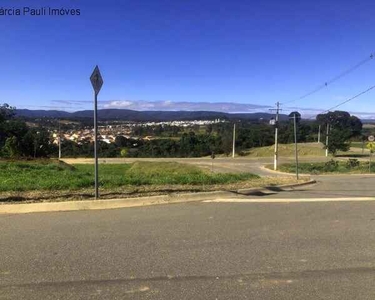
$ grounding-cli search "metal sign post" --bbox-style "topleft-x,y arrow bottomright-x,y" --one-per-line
370,151 -> 372,173
368,136 -> 375,173
90,66 -> 104,199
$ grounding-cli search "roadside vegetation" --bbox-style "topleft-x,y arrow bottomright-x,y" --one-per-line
0,160 -> 259,192
244,143 -> 326,157
277,159 -> 375,175
0,160 -> 304,202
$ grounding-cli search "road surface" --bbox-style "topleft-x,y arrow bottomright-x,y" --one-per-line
2,195 -> 375,299
255,174 -> 375,198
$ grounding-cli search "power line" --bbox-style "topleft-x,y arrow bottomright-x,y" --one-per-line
306,84 -> 375,119
320,84 -> 375,114
282,52 -> 374,105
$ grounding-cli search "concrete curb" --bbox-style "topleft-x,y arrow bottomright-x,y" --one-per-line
0,180 -> 317,215
0,191 -> 236,215
259,165 -> 312,177
235,179 -> 316,195
262,164 -> 375,177
274,179 -> 317,189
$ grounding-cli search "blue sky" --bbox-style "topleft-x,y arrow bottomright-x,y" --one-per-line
1,0 -> 375,117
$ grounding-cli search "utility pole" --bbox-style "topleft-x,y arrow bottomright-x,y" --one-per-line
317,125 -> 321,144
270,102 -> 281,170
58,120 -> 61,160
325,123 -> 330,157
232,123 -> 236,158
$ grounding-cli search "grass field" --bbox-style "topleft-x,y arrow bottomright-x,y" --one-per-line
0,160 -> 260,192
245,143 -> 326,157
242,142 -> 370,158
276,159 -> 375,175
350,142 -> 365,148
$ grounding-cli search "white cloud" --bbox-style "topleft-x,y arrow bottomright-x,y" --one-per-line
162,100 -> 172,106
102,100 -> 271,112
103,100 -> 133,108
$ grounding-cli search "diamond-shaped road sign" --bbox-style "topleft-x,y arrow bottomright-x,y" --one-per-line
90,65 -> 103,95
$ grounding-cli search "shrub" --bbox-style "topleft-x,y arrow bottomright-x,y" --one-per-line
323,159 -> 339,172
120,148 -> 129,157
346,159 -> 360,168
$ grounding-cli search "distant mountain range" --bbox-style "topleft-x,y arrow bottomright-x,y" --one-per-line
15,109 -> 290,122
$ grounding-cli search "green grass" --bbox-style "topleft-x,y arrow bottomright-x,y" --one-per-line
246,143 -> 326,157
277,159 -> 375,175
0,160 -> 259,192
350,142 -> 365,148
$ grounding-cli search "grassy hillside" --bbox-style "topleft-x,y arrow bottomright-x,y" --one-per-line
245,143 -> 326,157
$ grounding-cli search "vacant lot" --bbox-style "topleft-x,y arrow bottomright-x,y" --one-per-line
0,160 -> 260,192
0,160 -> 303,202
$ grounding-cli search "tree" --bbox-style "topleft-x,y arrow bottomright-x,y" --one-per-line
220,131 -> 232,156
316,111 -> 362,155
0,103 -> 60,158
0,103 -> 15,123
4,136 -> 21,157
28,129 -> 55,158
0,103 -> 16,149
115,135 -> 128,147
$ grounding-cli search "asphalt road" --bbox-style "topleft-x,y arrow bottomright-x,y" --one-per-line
256,174 -> 375,198
2,199 -> 375,299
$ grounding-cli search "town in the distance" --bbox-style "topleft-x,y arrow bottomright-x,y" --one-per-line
2,105 -> 372,159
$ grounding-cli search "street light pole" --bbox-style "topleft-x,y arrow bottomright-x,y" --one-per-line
325,123 -> 330,157
289,111 -> 300,180
58,120 -> 61,160
232,123 -> 236,158
293,114 -> 299,180
318,124 -> 321,144
270,102 -> 280,170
